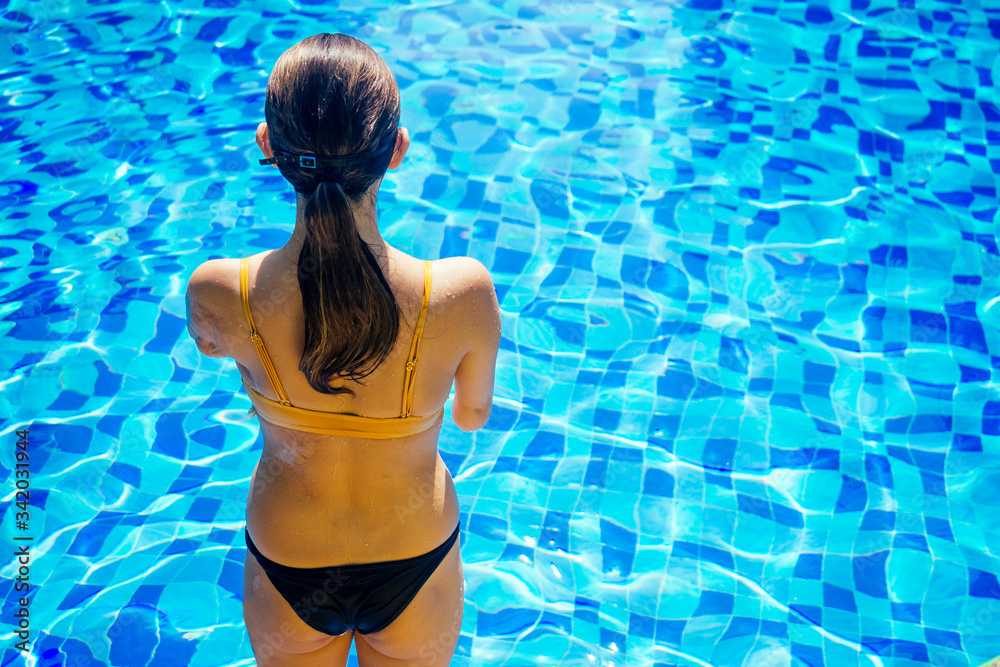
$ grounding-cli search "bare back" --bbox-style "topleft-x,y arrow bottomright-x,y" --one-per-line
189,247 -> 500,568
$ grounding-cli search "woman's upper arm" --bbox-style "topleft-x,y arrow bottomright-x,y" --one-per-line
451,258 -> 501,431
185,259 -> 237,358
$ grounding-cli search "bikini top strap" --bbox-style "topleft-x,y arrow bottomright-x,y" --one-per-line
401,260 -> 433,418
240,257 -> 292,406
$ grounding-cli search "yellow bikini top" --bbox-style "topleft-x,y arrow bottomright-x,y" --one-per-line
239,256 -> 443,438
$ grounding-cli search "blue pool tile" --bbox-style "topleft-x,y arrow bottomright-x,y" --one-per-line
593,408 -> 621,431
671,541 -> 700,562
207,528 -> 236,545
93,360 -> 123,396
950,315 -> 988,353
477,608 -> 541,637
523,431 -> 565,458
50,391 -> 89,412
611,446 -> 642,466
47,424 -> 92,454
911,414 -> 952,434
185,497 -> 221,522
169,359 -> 194,385
649,414 -> 681,438
518,458 -> 557,483
910,449 -> 946,472
57,584 -> 103,610
860,510 -> 894,530
924,627 -> 962,650
440,224 -> 470,258
190,425 -> 227,451
535,611 -> 572,637
148,626 -> 198,667
484,404 -> 518,431
704,438 -> 736,469
602,546 -> 635,577
493,247 -> 531,275
853,551 -> 889,599
539,512 -> 570,552
165,465 -> 212,493
643,469 -> 674,498
864,454 -> 893,488
107,606 -> 160,666
52,639 -> 100,667
760,619 -> 787,639
152,413 -> 187,459
600,519 -> 637,553
885,415 -> 914,433
470,513 -> 508,541
455,633 -> 473,659
953,434 -> 982,452
867,638 -> 929,662
920,471 -> 947,497
67,519 -> 114,558
574,597 -> 599,624
584,459 -> 607,486
458,179 -> 486,209
655,619 -> 685,644
705,472 -> 733,490
599,627 -> 626,652
823,582 -> 857,612
891,602 -> 921,623
790,605 -> 822,625
893,534 -> 929,553
812,417 -> 840,434
163,539 -> 199,555
700,545 -> 735,570
530,179 -> 569,219
769,447 -> 813,468
145,311 -> 187,353
835,475 -> 867,512
694,591 -> 733,616
719,336 -> 748,374
218,559 -> 242,598
737,493 -> 770,519
721,616 -> 759,640
197,390 -> 233,410
628,612 -> 654,639
794,554 -> 823,580
491,456 -> 518,474
439,451 -> 466,477
968,568 -> 1000,598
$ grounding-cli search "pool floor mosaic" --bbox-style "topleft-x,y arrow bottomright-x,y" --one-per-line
2,0 -> 1000,665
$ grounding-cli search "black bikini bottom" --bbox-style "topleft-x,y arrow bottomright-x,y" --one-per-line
244,522 -> 460,636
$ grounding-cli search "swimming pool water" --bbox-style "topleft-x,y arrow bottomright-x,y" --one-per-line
2,0 -> 999,665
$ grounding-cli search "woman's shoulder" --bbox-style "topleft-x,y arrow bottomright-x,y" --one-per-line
427,256 -> 495,294
188,255 -> 239,284
427,256 -> 500,341
185,256 -> 247,359
186,256 -> 245,306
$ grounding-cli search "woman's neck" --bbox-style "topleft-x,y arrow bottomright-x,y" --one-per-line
275,190 -> 393,270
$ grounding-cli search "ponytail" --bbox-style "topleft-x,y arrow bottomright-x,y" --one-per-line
263,32 -> 404,395
297,180 -> 399,396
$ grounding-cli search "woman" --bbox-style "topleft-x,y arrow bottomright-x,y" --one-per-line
185,34 -> 501,666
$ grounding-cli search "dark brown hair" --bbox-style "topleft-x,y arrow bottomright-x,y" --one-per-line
264,33 -> 401,396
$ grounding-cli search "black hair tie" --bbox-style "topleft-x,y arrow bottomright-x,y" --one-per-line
259,129 -> 398,170
317,172 -> 346,187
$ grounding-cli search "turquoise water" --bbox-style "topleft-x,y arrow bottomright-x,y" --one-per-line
2,0 -> 1000,665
